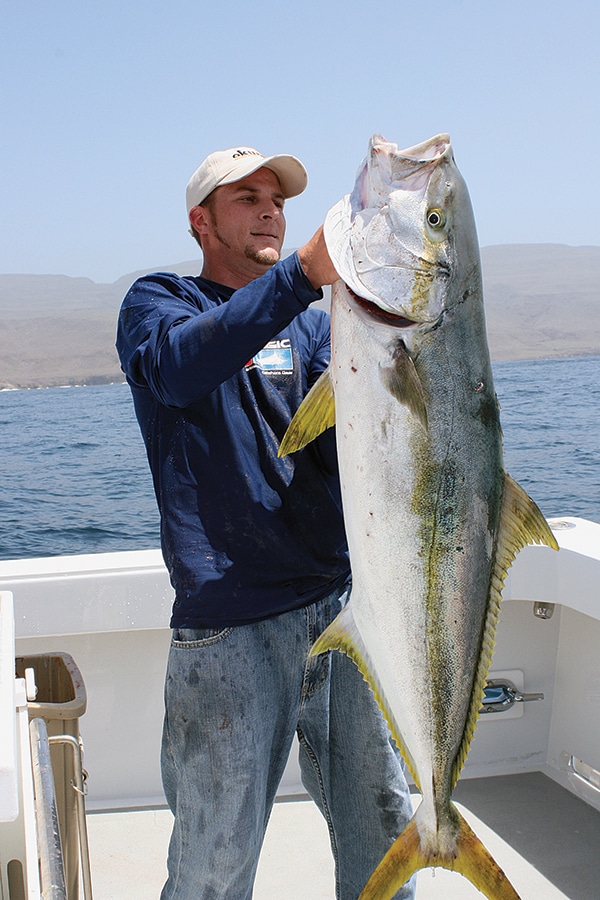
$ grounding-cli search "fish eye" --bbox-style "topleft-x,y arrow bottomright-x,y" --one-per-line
426,208 -> 446,229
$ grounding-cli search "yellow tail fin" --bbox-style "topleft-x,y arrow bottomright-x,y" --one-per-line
359,802 -> 521,900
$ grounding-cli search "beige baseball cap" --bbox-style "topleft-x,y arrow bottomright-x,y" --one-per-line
186,146 -> 308,213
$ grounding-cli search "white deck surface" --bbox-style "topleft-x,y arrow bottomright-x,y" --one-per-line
85,773 -> 596,899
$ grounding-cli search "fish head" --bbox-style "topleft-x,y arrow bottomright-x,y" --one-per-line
325,133 -> 480,324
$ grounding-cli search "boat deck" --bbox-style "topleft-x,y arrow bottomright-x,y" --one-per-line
85,772 -> 600,899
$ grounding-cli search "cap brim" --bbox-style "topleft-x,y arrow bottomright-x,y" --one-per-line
218,154 -> 308,200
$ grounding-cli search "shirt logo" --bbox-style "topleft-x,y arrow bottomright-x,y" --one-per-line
247,338 -> 293,374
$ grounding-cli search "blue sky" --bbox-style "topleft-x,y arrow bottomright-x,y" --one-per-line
1,0 -> 598,283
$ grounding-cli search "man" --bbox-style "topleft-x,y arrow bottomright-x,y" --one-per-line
116,146 -> 415,899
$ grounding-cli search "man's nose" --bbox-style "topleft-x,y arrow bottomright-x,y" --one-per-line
259,201 -> 282,219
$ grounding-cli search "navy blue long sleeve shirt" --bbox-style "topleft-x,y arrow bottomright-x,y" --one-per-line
116,252 -> 349,627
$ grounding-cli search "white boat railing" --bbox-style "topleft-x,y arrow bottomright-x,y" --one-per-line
1,517 -> 599,815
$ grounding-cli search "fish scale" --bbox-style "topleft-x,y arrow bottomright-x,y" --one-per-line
279,133 -> 558,900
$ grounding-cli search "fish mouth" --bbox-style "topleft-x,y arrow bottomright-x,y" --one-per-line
389,133 -> 452,186
358,236 -> 452,281
345,286 -> 419,327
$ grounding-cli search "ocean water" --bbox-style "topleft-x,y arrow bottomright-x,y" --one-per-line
1,381 -> 159,560
1,356 -> 599,561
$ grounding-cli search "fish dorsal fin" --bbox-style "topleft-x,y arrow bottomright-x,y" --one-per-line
451,473 -> 559,788
311,601 -> 421,792
379,341 -> 428,430
278,368 -> 335,457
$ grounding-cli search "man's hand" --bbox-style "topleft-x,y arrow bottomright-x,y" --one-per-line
298,226 -> 340,290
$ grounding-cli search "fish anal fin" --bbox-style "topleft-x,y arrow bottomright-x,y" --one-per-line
278,368 -> 335,457
311,603 -> 421,792
359,803 -> 521,900
451,473 -> 559,788
379,341 -> 428,430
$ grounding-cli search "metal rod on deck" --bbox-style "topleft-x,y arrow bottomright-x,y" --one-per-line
49,734 -> 94,900
30,716 -> 67,900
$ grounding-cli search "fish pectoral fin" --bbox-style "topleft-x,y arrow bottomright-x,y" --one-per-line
359,803 -> 521,900
311,602 -> 421,792
278,368 -> 335,457
379,341 -> 428,430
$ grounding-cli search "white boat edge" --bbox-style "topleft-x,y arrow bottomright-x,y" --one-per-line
2,515 -> 600,897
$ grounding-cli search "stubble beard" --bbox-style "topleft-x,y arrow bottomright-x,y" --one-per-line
245,246 -> 280,267
210,222 -> 279,269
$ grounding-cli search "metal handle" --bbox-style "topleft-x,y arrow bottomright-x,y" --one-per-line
49,734 -> 94,900
481,679 -> 544,714
565,755 -> 600,795
29,717 -> 68,899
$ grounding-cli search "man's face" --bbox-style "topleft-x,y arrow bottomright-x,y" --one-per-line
199,167 -> 287,275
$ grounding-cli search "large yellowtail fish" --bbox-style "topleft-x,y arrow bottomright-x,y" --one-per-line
280,134 -> 558,899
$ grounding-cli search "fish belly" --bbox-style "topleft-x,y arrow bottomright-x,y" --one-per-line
330,282 -> 503,813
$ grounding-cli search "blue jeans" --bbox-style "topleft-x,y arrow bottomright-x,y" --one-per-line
160,583 -> 415,899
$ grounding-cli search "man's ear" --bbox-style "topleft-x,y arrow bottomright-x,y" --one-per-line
189,205 -> 210,237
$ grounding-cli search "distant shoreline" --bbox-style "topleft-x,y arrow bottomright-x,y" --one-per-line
2,245 -> 598,391
2,351 -> 599,392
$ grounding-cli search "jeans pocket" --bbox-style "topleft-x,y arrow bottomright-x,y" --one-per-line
171,627 -> 233,647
